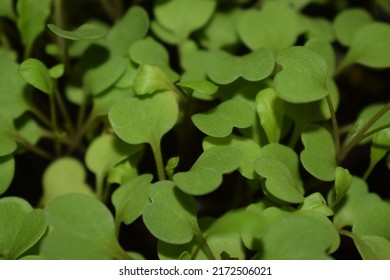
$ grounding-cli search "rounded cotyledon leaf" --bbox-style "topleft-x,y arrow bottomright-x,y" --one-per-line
108,91 -> 179,147
203,134 -> 262,180
85,133 -> 143,179
174,146 -> 241,196
112,174 -> 153,225
143,181 -> 198,244
237,1 -> 299,52
274,46 -> 329,103
0,155 -> 15,196
339,22 -> 390,71
0,197 -> 47,260
300,125 -> 337,181
41,194 -> 128,259
41,157 -> 95,205
47,22 -> 108,40
192,98 -> 255,138
206,48 -> 274,85
132,65 -> 176,95
333,8 -> 373,47
352,234 -> 390,260
154,0 -> 216,42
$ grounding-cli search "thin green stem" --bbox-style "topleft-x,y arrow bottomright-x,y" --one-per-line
288,123 -> 303,148
193,227 -> 216,260
54,85 -> 75,134
11,133 -> 54,160
360,123 -> 390,142
29,107 -> 52,128
54,0 -> 70,72
66,112 -> 95,155
49,91 -> 61,156
340,102 -> 390,161
326,95 -> 341,161
150,141 -> 166,181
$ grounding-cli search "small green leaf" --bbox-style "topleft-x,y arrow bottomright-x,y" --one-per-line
129,37 -> 178,81
299,192 -> 334,216
299,16 -> 334,42
165,156 -> 180,179
260,209 -> 339,259
256,88 -> 284,143
0,197 -> 47,259
48,64 -> 64,79
0,109 -> 17,156
203,135 -> 262,179
192,99 -> 255,138
16,0 -> 52,55
19,58 -> 53,94
340,22 -> 390,70
109,92 -> 179,147
353,234 -> 390,260
143,181 -> 198,244
133,65 -> 175,95
0,155 -> 15,195
365,129 -> 390,178
333,177 -> 390,240
41,194 -> 127,259
305,38 -> 336,76
85,134 -> 143,180
301,125 -> 337,181
80,45 -> 127,95
274,46 -> 329,103
328,167 -> 352,207
180,41 -> 208,81
254,157 -> 304,204
333,8 -> 373,47
177,80 -> 218,99
41,157 -> 95,205
154,0 -> 216,43
112,174 -> 153,225
106,6 -> 149,56
237,1 -> 298,52
206,48 -> 274,84
48,22 -> 108,40
200,9 -> 241,50
173,146 -> 241,195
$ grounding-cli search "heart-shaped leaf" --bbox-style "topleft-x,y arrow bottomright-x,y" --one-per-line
80,44 -> 127,95
85,134 -> 143,180
112,174 -> 153,225
254,144 -> 304,203
129,37 -> 178,81
301,125 -> 337,181
47,22 -> 108,40
339,22 -> 390,70
200,9 -> 241,50
256,88 -> 284,143
41,157 -> 95,205
106,6 -> 149,56
333,8 -> 373,47
143,181 -> 198,244
109,91 -> 179,147
237,1 -> 299,52
16,0 -> 51,55
298,192 -> 334,216
352,234 -> 390,260
41,194 -> 129,259
260,208 -> 340,259
274,46 -> 329,103
206,48 -> 274,84
173,146 -> 241,195
333,177 -> 390,240
255,157 -> 304,204
192,99 -> 255,138
203,135 -> 262,179
0,59 -> 31,119
327,167 -> 352,207
154,0 -> 216,43
0,155 -> 15,195
133,65 -> 176,95
19,58 -> 53,94
0,197 -> 47,260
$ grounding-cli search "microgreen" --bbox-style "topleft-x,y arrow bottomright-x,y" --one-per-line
1,0 -> 390,260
